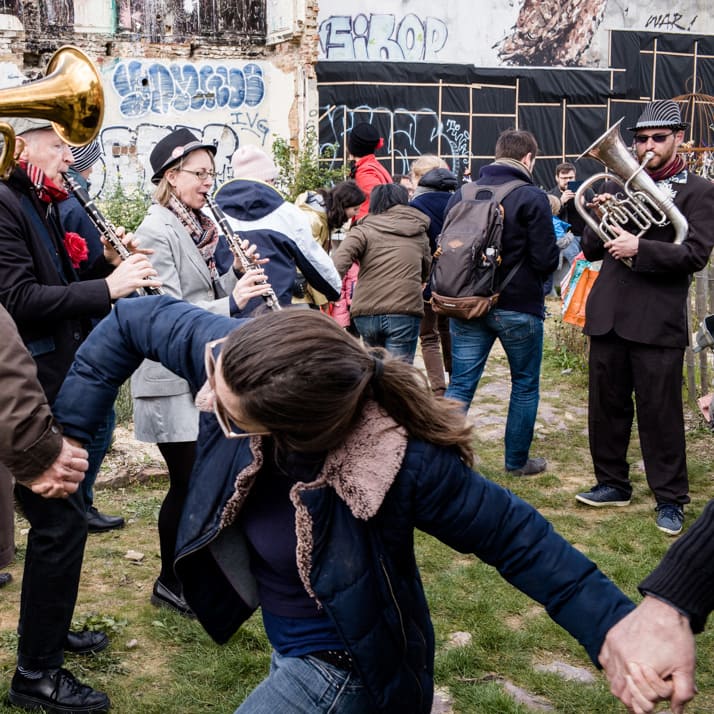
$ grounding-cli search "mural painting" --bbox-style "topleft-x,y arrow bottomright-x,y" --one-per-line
318,0 -> 712,67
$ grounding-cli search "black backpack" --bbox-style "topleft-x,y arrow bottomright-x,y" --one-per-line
430,178 -> 527,319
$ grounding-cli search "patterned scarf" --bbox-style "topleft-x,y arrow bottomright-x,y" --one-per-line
166,194 -> 220,283
18,160 -> 69,204
648,154 -> 686,183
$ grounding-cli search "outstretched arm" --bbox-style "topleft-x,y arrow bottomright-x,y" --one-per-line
52,295 -> 242,445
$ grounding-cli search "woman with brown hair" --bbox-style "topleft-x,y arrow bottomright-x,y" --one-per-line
54,295 -> 635,714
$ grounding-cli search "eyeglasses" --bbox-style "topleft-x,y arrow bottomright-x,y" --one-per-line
179,169 -> 216,181
633,132 -> 674,144
204,338 -> 269,439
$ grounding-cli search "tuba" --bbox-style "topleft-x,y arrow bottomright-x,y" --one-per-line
574,117 -> 688,268
0,45 -> 104,178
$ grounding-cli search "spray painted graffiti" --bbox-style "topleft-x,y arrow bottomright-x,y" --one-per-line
94,123 -> 241,195
111,60 -> 266,118
318,14 -> 448,61
645,13 -> 698,31
319,104 -> 467,176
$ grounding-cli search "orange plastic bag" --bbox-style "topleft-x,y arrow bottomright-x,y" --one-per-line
562,262 -> 599,327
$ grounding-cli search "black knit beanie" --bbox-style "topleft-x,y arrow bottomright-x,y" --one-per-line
347,122 -> 381,157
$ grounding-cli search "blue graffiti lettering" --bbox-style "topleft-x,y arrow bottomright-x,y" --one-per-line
318,14 -> 448,61
111,61 -> 266,118
231,111 -> 271,143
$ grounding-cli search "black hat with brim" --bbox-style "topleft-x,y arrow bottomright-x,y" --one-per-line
150,128 -> 217,184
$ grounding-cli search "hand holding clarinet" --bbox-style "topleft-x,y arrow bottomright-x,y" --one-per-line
64,173 -> 163,297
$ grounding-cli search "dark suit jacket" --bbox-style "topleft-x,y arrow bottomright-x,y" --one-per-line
0,169 -> 112,401
582,172 -> 714,347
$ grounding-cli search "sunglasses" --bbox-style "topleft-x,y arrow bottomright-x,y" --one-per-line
633,132 -> 674,144
204,338 -> 269,439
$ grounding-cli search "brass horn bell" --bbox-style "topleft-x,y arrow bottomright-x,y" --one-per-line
0,45 -> 104,177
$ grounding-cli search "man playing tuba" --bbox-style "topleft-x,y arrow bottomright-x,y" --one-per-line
575,99 -> 714,536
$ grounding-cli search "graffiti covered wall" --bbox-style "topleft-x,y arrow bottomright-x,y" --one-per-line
317,0 -> 712,67
0,56 -> 295,194
94,57 -> 294,193
0,0 -> 314,196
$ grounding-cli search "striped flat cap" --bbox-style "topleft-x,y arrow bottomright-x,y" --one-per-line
628,100 -> 688,131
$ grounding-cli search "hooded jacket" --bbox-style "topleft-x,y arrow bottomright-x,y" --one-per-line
213,179 -> 340,313
332,205 -> 431,318
53,296 -> 635,714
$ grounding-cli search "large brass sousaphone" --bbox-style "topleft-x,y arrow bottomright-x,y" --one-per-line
0,45 -> 104,177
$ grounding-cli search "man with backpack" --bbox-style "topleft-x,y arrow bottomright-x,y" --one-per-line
441,129 -> 559,475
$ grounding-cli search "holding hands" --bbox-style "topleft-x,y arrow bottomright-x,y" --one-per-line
600,596 -> 696,713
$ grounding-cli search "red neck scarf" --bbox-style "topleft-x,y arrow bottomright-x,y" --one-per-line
18,160 -> 69,204
648,154 -> 686,182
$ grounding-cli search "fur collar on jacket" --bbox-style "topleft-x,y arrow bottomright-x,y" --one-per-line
218,400 -> 408,599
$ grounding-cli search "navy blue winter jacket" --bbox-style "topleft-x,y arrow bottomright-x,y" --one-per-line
446,163 -> 559,319
53,297 -> 634,714
213,179 -> 340,313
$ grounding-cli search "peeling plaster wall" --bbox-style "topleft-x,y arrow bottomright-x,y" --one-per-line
0,0 -> 319,193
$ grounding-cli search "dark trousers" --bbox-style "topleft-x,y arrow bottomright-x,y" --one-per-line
588,333 -> 689,506
0,464 -> 14,569
157,441 -> 196,592
14,484 -> 87,670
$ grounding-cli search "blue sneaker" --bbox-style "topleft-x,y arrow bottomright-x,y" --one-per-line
575,483 -> 631,507
655,503 -> 684,536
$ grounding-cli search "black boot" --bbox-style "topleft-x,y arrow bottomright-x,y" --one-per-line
9,667 -> 110,713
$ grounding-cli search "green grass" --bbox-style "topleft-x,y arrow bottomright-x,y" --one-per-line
2,320 -> 714,712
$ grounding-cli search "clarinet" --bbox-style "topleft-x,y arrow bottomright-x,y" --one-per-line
63,173 -> 163,296
204,193 -> 282,311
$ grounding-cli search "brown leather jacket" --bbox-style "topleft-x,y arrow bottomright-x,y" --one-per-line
0,304 -> 62,484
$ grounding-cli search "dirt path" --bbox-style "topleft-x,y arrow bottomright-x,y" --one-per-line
99,341 -> 583,488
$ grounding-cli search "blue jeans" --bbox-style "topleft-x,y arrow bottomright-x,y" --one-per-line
445,309 -> 544,470
353,314 -> 421,363
235,651 -> 370,714
82,407 -> 116,509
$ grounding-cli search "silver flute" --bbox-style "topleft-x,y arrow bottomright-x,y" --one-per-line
204,193 -> 282,311
63,173 -> 163,296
